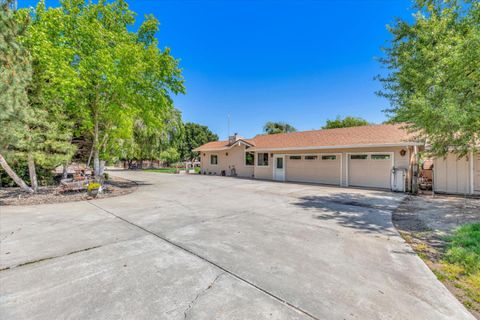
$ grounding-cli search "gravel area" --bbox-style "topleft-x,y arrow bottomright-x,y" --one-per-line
0,176 -> 137,206
393,194 -> 480,318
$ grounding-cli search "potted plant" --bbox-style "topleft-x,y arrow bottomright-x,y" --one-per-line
87,182 -> 102,198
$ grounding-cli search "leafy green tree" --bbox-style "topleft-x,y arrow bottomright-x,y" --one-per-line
21,0 -> 185,176
110,109 -> 183,166
159,147 -> 180,166
378,0 -> 480,157
322,116 -> 370,129
263,122 -> 297,134
180,122 -> 219,160
0,0 -> 34,193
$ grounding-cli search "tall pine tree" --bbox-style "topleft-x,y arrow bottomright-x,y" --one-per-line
15,1 -> 75,190
0,0 -> 34,193
1,1 -> 75,192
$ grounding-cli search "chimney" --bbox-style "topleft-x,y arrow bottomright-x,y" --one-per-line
228,133 -> 239,145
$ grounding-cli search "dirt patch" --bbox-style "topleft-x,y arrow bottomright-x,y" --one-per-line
393,195 -> 480,318
0,176 -> 137,206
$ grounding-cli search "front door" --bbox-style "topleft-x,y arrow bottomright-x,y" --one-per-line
273,154 -> 285,181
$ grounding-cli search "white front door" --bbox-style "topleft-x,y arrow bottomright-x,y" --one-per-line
273,154 -> 285,181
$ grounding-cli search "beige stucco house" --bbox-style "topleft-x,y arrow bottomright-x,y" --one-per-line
194,124 -> 423,192
194,124 -> 480,195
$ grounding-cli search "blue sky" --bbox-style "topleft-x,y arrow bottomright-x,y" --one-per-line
21,0 -> 414,139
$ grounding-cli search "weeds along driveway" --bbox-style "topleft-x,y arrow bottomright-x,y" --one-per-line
0,171 -> 475,320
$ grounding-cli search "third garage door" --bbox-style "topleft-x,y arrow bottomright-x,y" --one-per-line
348,153 -> 392,189
286,154 -> 341,185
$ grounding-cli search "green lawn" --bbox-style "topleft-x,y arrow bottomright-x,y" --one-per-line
438,223 -> 480,312
143,167 -> 201,174
143,168 -> 179,173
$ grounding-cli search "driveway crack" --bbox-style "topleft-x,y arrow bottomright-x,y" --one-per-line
183,272 -> 224,319
0,245 -> 102,271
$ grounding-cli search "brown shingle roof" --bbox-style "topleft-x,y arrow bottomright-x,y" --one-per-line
194,124 -> 419,151
193,138 -> 255,151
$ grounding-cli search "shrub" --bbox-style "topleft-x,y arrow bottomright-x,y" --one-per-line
0,162 -> 55,187
87,182 -> 102,191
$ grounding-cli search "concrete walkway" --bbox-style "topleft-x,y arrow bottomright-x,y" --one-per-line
0,171 -> 475,319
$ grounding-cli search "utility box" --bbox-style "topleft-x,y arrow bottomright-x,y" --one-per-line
391,168 -> 406,192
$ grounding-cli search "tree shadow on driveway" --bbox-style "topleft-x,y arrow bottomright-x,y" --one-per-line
291,192 -> 403,237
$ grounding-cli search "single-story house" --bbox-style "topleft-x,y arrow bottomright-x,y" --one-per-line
194,124 -> 423,192
194,124 -> 480,195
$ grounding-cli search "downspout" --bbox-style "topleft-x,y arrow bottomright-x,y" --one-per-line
470,150 -> 474,195
431,160 -> 435,198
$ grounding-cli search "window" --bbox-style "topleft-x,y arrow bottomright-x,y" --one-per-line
245,152 -> 254,166
257,153 -> 269,166
276,157 -> 283,169
210,154 -> 218,165
371,154 -> 391,160
305,155 -> 318,160
322,155 -> 337,160
350,154 -> 368,160
289,155 -> 301,160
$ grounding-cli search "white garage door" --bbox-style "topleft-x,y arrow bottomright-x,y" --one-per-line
348,154 -> 392,189
286,154 -> 341,185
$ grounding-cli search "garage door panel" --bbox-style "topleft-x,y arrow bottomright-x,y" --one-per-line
348,155 -> 391,189
286,156 -> 341,185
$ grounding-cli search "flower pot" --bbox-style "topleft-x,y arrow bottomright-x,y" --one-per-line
88,188 -> 99,198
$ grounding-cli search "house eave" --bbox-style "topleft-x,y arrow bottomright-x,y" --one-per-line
250,142 -> 423,152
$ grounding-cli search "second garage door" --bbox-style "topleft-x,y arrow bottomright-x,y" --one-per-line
286,154 -> 341,185
348,153 -> 392,189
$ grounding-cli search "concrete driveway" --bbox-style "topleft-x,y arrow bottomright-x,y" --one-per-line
0,171 -> 474,320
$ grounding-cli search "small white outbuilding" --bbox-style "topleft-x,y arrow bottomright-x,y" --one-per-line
433,152 -> 480,195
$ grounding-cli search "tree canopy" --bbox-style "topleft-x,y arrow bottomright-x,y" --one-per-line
180,122 -> 219,160
378,0 -> 479,157
263,122 -> 297,135
322,116 -> 370,129
0,0 -> 35,192
17,0 -> 185,176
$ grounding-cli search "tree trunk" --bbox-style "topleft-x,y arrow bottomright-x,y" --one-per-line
411,145 -> 419,194
27,154 -> 38,192
94,149 -> 100,177
0,154 -> 34,193
93,110 -> 100,177
86,146 -> 94,169
62,161 -> 69,179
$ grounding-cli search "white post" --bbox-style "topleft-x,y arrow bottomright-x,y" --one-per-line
470,150 -> 474,195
